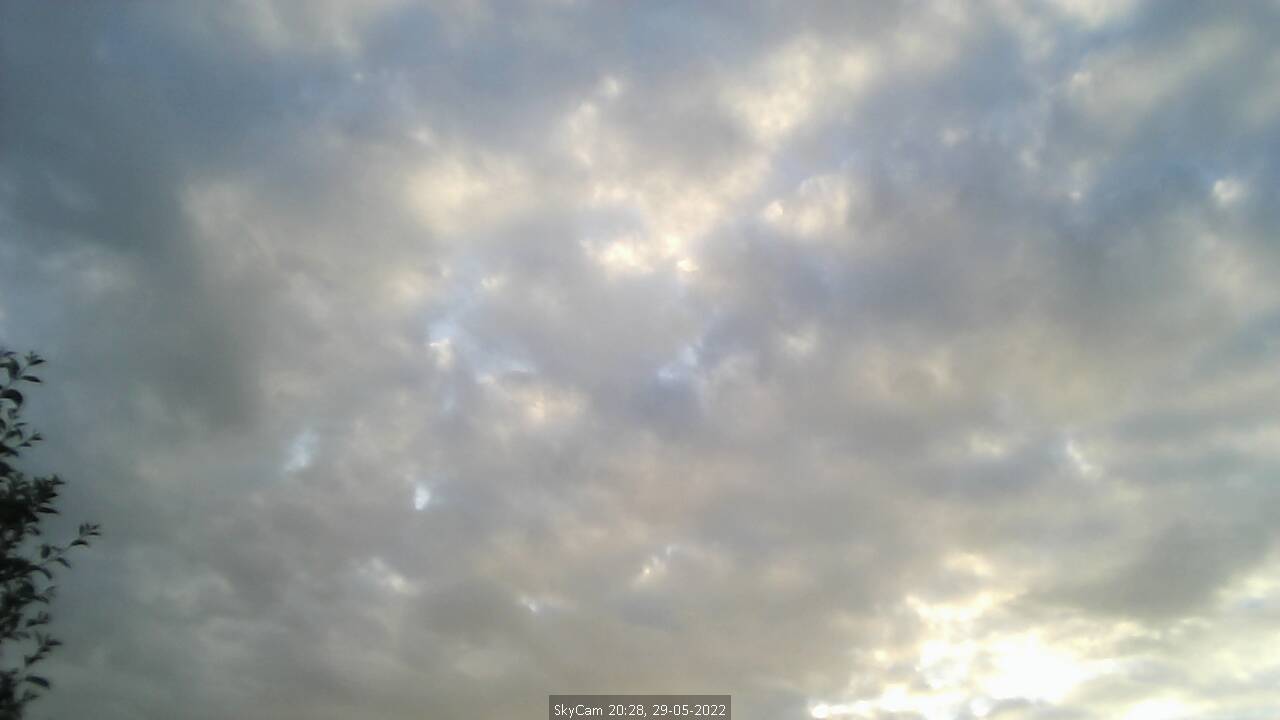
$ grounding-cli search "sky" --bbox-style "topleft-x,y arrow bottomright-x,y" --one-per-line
2,1 -> 1280,718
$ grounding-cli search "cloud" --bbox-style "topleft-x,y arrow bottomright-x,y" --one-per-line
3,1 -> 1280,719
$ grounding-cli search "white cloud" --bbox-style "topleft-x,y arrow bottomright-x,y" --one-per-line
1211,177 -> 1246,207
406,152 -> 533,237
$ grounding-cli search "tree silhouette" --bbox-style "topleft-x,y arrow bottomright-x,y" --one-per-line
0,351 -> 99,719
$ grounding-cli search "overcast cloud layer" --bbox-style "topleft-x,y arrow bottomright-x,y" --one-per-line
3,2 -> 1280,718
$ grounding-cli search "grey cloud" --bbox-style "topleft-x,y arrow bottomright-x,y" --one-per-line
4,1 -> 1280,719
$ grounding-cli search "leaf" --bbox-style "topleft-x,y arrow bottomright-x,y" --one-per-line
20,375 -> 41,383
0,389 -> 22,406
0,357 -> 18,379
25,675 -> 49,688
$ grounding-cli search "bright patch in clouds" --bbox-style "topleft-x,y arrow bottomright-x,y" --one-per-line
1212,177 -> 1246,207
1124,698 -> 1193,720
283,429 -> 318,473
412,482 -> 432,511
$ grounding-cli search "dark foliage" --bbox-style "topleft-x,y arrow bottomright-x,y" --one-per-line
0,351 -> 99,718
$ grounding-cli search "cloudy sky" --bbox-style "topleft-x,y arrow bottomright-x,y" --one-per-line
3,1 -> 1280,718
